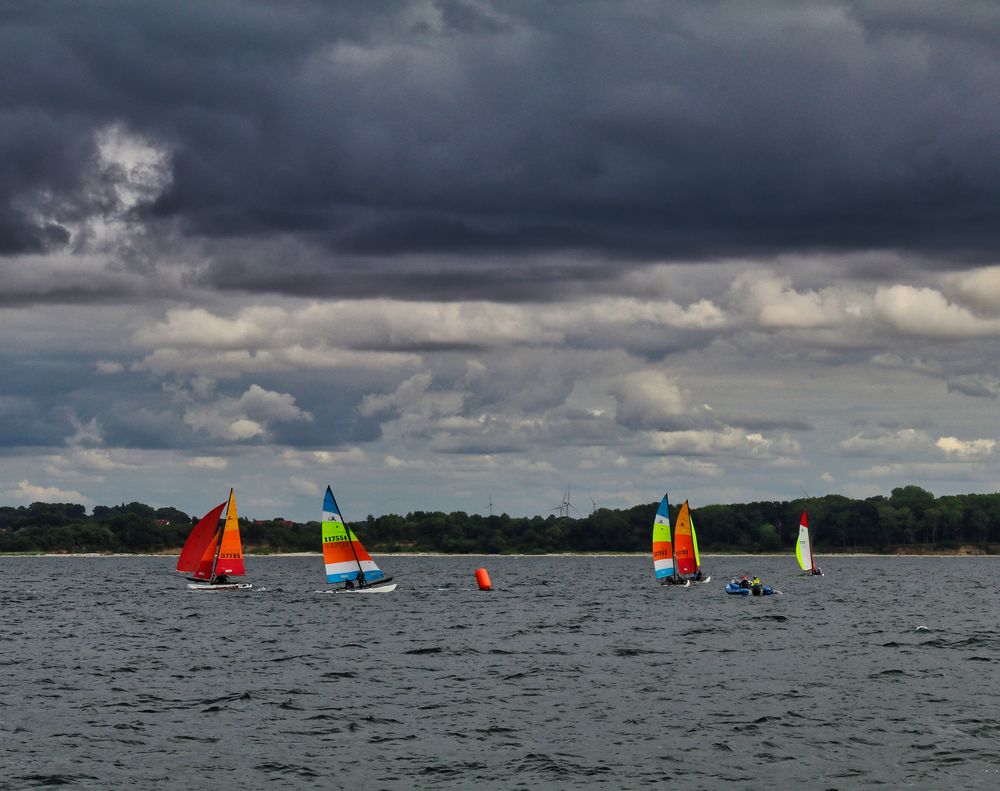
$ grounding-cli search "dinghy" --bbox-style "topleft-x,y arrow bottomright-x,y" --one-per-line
652,493 -> 691,587
725,580 -> 779,596
795,511 -> 823,576
178,489 -> 252,591
675,502 -> 711,584
321,485 -> 396,593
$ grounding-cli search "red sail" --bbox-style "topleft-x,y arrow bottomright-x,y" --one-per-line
176,501 -> 226,573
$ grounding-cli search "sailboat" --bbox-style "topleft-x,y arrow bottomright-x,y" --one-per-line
177,489 -> 252,591
674,501 -> 711,583
795,510 -> 823,576
652,493 -> 689,587
321,485 -> 396,593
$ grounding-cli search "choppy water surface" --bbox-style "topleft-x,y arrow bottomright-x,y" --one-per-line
2,555 -> 999,789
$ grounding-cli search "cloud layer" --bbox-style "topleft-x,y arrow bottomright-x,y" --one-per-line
2,2 -> 1000,518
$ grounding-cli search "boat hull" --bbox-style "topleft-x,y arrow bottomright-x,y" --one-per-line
323,582 -> 398,594
187,582 -> 253,591
689,575 -> 712,584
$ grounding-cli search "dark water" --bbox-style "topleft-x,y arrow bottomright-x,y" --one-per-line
2,555 -> 999,789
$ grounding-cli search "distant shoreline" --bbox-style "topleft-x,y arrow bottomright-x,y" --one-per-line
2,549 -> 997,559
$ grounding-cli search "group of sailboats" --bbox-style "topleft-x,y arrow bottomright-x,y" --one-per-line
177,484 -> 394,593
652,498 -> 824,590
177,487 -> 821,594
651,493 -> 710,587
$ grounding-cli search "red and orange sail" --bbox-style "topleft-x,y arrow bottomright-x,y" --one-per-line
673,500 -> 697,576
177,490 -> 245,580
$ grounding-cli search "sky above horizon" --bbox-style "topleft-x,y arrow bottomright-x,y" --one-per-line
3,1 -> 1000,522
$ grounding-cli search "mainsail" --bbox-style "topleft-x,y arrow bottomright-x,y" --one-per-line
795,510 -> 814,572
651,493 -> 674,581
673,500 -> 696,576
322,485 -> 386,585
177,500 -> 226,574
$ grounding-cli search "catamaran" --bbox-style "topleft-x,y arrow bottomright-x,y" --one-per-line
674,501 -> 710,583
177,489 -> 252,590
652,493 -> 689,587
321,485 -> 396,593
795,510 -> 823,576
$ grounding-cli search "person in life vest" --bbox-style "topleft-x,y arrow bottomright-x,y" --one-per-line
738,576 -> 750,589
356,571 -> 367,588
692,569 -> 704,582
751,576 -> 761,587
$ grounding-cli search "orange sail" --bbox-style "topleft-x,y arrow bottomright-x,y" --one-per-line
214,489 -> 246,577
673,500 -> 696,576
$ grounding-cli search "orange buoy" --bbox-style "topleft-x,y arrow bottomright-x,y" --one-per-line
475,567 -> 492,591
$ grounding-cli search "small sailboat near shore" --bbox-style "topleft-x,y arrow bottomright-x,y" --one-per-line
674,501 -> 711,584
796,510 -> 823,576
321,485 -> 396,593
652,493 -> 689,587
177,489 -> 252,591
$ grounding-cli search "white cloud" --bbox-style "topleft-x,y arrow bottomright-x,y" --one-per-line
278,447 -> 366,468
942,266 -> 1000,317
936,436 -> 996,458
609,370 -> 688,429
7,480 -> 88,504
188,456 -> 229,470
729,270 -> 858,329
873,285 -> 1000,339
182,384 -> 312,441
838,428 -> 935,457
96,360 -> 124,374
646,427 -> 800,459
288,477 -> 321,496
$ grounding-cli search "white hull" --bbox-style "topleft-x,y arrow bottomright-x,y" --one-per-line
691,575 -> 712,584
187,582 -> 253,591
322,582 -> 397,594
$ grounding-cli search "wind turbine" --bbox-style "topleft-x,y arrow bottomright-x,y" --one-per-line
552,486 -> 578,518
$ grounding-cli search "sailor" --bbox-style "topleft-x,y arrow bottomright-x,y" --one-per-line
356,571 -> 367,588
739,576 -> 750,589
692,569 -> 703,582
343,578 -> 354,590
752,576 -> 761,587
214,574 -> 230,585
812,567 -> 822,576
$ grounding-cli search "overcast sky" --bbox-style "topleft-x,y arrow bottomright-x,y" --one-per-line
3,0 -> 1000,522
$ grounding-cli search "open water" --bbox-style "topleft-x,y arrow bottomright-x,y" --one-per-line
1,554 -> 999,789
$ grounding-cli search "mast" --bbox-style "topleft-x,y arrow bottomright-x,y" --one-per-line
210,488 -> 233,579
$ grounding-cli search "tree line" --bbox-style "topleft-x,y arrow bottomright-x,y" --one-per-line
2,486 -> 1000,555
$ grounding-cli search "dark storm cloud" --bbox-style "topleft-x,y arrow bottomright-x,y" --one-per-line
5,1 -> 1000,297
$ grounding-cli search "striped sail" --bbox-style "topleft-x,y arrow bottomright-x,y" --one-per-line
177,500 -> 226,573
651,493 -> 674,580
214,489 -> 246,577
795,511 -> 813,572
322,485 -> 385,584
673,500 -> 696,576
